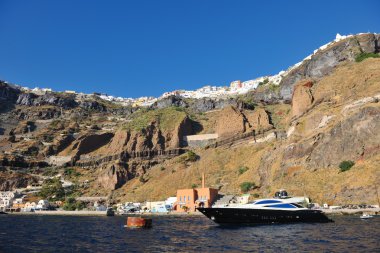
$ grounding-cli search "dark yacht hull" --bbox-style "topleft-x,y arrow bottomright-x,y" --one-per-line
197,207 -> 332,224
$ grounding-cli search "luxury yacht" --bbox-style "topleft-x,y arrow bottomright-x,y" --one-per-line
197,190 -> 332,224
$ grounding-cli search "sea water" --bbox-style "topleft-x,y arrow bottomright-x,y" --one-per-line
0,214 -> 379,252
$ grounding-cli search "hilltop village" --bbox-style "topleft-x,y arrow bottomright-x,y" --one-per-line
5,33 -> 355,108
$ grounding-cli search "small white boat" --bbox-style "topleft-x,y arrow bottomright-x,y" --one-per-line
360,213 -> 373,219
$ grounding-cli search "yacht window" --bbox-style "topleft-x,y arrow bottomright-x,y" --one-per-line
255,200 -> 282,205
265,203 -> 296,209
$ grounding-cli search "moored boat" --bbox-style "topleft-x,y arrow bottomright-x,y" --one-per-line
106,207 -> 115,216
197,190 -> 333,225
360,213 -> 373,219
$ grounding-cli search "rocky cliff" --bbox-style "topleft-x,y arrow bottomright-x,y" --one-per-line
253,33 -> 380,104
0,33 -> 379,205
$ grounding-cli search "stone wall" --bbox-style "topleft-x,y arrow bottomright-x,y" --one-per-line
183,133 -> 218,147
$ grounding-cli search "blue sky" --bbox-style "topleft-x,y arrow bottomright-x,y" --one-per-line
0,0 -> 379,98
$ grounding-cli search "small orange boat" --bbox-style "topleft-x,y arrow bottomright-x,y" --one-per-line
125,217 -> 152,228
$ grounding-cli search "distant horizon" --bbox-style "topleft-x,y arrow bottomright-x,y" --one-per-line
0,0 -> 379,98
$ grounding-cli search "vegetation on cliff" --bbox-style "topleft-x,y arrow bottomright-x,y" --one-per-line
339,161 -> 355,172
123,106 -> 187,132
39,178 -> 65,201
355,52 -> 379,62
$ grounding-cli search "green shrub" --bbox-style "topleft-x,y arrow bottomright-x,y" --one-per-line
63,197 -> 85,211
63,197 -> 76,211
238,166 -> 249,175
75,201 -> 86,210
39,178 -> 65,201
186,151 -> 198,162
339,160 -> 355,172
268,82 -> 280,92
258,78 -> 269,87
178,151 -> 199,163
160,167 -> 166,171
139,176 -> 146,183
355,52 -> 379,62
49,120 -> 64,130
191,184 -> 197,189
240,182 -> 256,193
64,168 -> 81,177
236,95 -> 257,109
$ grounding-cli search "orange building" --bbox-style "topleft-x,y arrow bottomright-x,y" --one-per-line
175,173 -> 218,212
12,203 -> 25,209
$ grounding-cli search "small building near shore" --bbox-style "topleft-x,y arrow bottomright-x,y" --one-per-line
142,201 -> 170,213
36,200 -> 49,210
175,173 -> 218,212
12,196 -> 26,209
165,197 -> 177,210
23,202 -> 37,211
0,191 -> 15,212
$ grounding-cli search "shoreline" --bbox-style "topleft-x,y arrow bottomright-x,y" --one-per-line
5,208 -> 379,217
7,210 -> 203,216
322,208 -> 380,215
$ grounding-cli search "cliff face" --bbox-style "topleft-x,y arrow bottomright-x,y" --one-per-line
253,33 -> 380,104
97,162 -> 130,190
0,82 -> 20,112
151,95 -> 248,113
215,106 -> 272,138
0,171 -> 38,191
114,57 -> 380,205
0,34 -> 379,205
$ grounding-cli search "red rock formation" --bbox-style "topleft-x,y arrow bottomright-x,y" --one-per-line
216,106 -> 247,138
246,108 -> 273,132
216,106 -> 272,138
97,162 -> 129,190
292,80 -> 314,118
